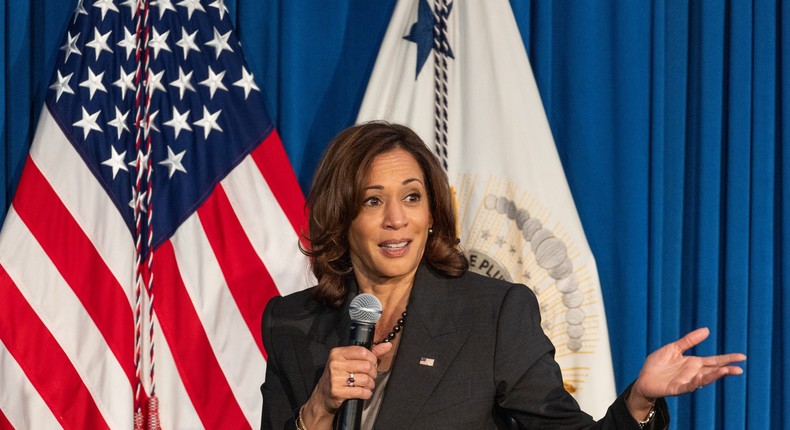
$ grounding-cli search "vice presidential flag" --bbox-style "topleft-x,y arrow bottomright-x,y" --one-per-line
0,0 -> 310,428
357,0 -> 616,418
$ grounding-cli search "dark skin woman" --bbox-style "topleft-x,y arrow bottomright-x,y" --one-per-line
261,121 -> 745,429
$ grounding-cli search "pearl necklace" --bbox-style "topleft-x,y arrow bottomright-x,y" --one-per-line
373,309 -> 407,345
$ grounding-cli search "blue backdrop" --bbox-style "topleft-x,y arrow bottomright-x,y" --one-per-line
1,1 -> 787,429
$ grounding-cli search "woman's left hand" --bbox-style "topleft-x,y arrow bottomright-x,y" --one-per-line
633,327 -> 746,398
627,327 -> 746,420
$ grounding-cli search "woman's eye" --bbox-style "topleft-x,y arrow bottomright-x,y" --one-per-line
363,197 -> 381,206
405,193 -> 421,203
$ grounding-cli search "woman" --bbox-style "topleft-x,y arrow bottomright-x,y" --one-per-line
260,122 -> 745,429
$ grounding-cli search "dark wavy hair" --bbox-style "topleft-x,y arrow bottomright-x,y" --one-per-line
302,121 -> 468,307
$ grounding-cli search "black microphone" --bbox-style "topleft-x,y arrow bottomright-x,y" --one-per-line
337,293 -> 382,430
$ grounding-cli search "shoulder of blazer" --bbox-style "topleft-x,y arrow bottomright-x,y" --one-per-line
265,287 -> 320,320
434,267 -> 534,310
264,284 -> 352,347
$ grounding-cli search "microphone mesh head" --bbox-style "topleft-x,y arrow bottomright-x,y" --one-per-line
349,293 -> 383,324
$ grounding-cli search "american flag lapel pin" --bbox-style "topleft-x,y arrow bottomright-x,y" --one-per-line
419,357 -> 435,367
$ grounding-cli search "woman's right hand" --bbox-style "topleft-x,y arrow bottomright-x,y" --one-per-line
301,342 -> 393,429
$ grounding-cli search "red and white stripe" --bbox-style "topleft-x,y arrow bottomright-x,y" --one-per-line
0,107 -> 311,429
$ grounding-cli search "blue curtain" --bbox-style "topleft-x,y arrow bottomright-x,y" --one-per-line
1,1 -> 787,428
512,2 -> 788,428
0,1 -> 74,216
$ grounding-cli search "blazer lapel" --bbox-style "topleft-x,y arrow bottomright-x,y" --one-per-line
375,266 -> 471,429
293,281 -> 356,400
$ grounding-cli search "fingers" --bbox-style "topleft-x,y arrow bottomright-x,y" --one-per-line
328,346 -> 379,379
332,372 -> 376,395
696,365 -> 745,389
371,341 -> 393,358
700,352 -> 747,367
327,369 -> 376,402
673,327 -> 710,352
333,345 -> 379,362
680,353 -> 745,392
326,345 -> 381,396
683,362 -> 746,393
309,345 -> 384,416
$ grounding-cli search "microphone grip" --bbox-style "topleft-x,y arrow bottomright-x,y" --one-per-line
337,321 -> 376,430
337,399 -> 363,430
346,320 -> 376,349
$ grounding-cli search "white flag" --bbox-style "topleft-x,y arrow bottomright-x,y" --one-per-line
357,0 -> 616,418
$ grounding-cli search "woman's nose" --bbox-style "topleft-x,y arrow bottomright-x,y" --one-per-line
382,202 -> 407,229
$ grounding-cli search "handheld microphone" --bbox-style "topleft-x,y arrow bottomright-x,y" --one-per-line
337,293 -> 382,430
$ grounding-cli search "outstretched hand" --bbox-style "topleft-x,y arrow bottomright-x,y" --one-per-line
632,327 -> 746,399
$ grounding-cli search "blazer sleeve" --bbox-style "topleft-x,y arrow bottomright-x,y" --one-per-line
260,296 -> 299,430
494,284 -> 668,429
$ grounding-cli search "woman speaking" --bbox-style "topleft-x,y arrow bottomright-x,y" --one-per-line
260,122 -> 745,429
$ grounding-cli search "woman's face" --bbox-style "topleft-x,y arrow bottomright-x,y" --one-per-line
348,148 -> 433,288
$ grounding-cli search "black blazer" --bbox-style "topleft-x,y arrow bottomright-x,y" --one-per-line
261,265 -> 667,429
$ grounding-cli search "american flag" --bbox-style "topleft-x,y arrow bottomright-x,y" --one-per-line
0,0 -> 311,428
